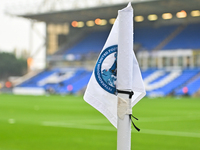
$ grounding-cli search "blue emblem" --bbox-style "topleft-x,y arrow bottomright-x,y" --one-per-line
94,45 -> 118,94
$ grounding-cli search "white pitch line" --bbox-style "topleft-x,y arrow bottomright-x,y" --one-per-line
141,129 -> 200,138
59,119 -> 108,124
42,121 -> 200,138
139,115 -> 200,122
42,121 -> 116,131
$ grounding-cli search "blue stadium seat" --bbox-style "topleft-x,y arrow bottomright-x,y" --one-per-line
64,31 -> 109,56
147,69 -> 199,96
134,25 -> 178,50
56,23 -> 200,57
16,67 -> 200,96
149,73 -> 169,84
71,72 -> 92,94
141,69 -> 156,79
18,70 -> 58,87
175,68 -> 200,96
163,23 -> 200,50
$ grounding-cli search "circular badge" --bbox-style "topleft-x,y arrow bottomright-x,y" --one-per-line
94,45 -> 118,94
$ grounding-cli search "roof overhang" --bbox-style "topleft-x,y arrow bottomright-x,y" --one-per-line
18,0 -> 200,24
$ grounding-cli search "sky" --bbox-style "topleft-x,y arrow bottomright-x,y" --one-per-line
0,1 -> 30,51
0,0 -> 128,52
0,0 -> 45,69
0,0 -> 130,70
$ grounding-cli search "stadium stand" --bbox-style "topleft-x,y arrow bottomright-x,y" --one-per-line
14,66 -> 199,97
175,69 -> 200,96
186,76 -> 200,95
13,21 -> 200,96
134,25 -> 178,50
146,70 -> 181,93
14,22 -> 200,96
18,69 -> 58,87
141,69 -> 156,79
7,0 -> 200,97
163,23 -> 200,50
58,23 -> 200,56
64,31 -> 109,58
52,69 -> 92,94
60,24 -> 181,55
146,69 -> 200,96
15,68 -> 92,95
70,72 -> 92,94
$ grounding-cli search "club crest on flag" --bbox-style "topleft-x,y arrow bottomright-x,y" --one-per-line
94,45 -> 118,94
84,2 -> 146,130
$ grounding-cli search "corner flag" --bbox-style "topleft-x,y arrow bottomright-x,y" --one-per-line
84,2 -> 146,128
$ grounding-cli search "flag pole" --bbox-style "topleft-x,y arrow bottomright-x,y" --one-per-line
117,2 -> 133,150
84,3 -> 146,150
117,93 -> 132,150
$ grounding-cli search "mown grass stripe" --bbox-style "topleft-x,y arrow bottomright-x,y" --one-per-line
42,121 -> 200,138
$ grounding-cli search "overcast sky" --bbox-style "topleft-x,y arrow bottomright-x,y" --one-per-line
0,0 -> 134,52
0,0 -> 130,69
0,1 -> 30,52
0,0 -> 46,69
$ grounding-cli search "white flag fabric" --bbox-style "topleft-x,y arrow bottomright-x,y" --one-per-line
84,2 -> 146,128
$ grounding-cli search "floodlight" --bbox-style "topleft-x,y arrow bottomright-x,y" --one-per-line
191,10 -> 200,17
148,14 -> 158,21
77,21 -> 84,28
162,13 -> 172,20
100,19 -> 107,25
71,21 -> 78,27
176,10 -> 187,18
95,18 -> 102,25
86,20 -> 95,27
135,16 -> 144,22
109,18 -> 116,24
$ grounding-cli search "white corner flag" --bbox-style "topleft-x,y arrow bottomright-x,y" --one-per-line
84,2 -> 146,129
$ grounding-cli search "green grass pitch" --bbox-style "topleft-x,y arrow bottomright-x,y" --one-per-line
0,94 -> 200,150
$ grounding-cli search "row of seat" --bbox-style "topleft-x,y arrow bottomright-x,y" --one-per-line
144,69 -> 200,96
17,68 -> 92,94
17,68 -> 200,96
59,23 -> 200,59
